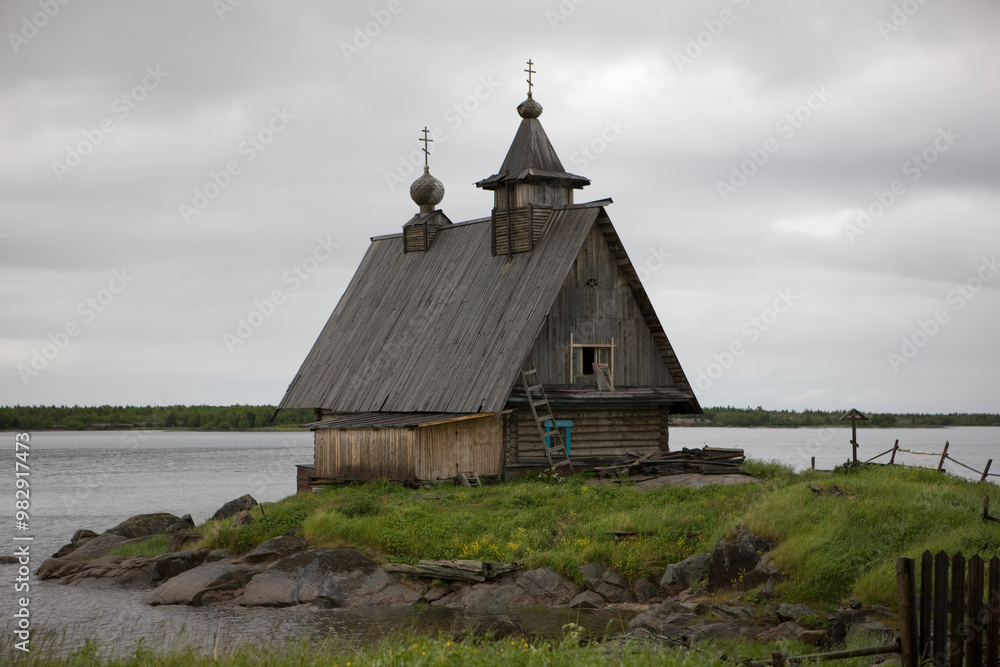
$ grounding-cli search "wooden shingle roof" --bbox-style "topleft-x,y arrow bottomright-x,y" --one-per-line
476,117 -> 590,190
277,203 -> 698,415
279,206 -> 600,414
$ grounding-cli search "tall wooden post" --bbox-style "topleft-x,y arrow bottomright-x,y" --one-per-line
851,419 -> 858,464
897,557 -> 919,667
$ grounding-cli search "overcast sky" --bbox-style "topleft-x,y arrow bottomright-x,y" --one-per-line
2,0 -> 998,414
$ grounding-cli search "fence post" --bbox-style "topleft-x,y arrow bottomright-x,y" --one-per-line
950,553 -> 965,667
982,459 -> 993,482
987,556 -> 999,667
920,550 -> 933,662
967,555 -> 984,666
932,551 -> 949,666
898,557 -> 919,667
937,441 -> 949,472
890,439 -> 899,465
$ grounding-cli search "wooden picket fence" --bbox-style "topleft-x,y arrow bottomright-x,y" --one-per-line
896,551 -> 1000,666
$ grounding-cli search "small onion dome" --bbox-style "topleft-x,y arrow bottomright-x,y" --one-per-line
410,166 -> 445,209
517,96 -> 543,119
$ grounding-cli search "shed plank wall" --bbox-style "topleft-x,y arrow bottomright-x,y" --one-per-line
512,405 -> 669,462
313,415 -> 503,481
314,428 -> 415,480
415,416 -> 503,479
527,223 -> 675,389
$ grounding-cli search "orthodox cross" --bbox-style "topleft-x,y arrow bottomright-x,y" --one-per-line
418,126 -> 432,168
525,59 -> 536,97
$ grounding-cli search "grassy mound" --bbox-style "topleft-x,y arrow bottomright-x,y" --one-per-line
191,463 -> 999,608
743,464 -> 999,605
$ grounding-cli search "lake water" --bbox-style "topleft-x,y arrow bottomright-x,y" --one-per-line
0,427 -> 996,656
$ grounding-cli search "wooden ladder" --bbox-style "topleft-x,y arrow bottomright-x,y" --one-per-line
521,363 -> 574,473
457,472 -> 481,487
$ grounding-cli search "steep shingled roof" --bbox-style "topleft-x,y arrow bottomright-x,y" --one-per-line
277,203 -> 699,415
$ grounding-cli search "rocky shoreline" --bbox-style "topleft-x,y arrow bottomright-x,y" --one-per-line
32,497 -> 899,652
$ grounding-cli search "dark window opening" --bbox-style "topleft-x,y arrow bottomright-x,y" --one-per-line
582,347 -> 596,375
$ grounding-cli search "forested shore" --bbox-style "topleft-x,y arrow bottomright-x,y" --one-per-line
1,404 -> 997,431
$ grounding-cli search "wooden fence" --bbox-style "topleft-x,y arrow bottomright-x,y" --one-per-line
865,440 -> 998,482
896,551 -> 1000,666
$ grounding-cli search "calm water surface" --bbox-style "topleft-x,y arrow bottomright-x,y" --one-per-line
0,427 -> 995,655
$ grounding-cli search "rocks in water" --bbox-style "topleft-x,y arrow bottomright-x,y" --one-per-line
57,534 -> 129,561
106,513 -> 191,539
72,529 -> 99,543
433,567 -> 584,609
568,591 -> 606,610
239,536 -> 308,564
633,577 -> 661,603
627,601 -> 700,638
212,495 -> 259,521
660,552 -> 710,596
153,549 -> 209,579
52,529 -> 102,559
231,510 -> 255,527
143,561 -> 259,606
239,548 -> 418,608
580,563 -> 634,603
706,526 -> 776,591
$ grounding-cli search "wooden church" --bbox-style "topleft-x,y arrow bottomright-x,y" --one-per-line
278,64 -> 701,484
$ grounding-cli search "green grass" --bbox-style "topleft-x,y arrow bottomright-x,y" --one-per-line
742,464 -> 1000,605
106,534 -> 172,558
190,462 -> 999,609
4,630 -> 889,667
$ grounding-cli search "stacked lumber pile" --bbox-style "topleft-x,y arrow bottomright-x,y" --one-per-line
596,447 -> 745,478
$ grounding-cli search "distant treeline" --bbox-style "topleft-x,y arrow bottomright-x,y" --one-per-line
0,405 -> 314,431
1,404 -> 997,432
676,406 -> 1000,428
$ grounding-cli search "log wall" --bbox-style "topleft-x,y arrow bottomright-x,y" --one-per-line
511,404 -> 669,463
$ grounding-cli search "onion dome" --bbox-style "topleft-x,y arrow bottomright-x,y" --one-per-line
410,166 -> 444,212
517,95 -> 543,119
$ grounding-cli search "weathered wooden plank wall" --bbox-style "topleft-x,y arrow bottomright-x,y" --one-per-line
313,415 -> 503,481
511,405 -> 669,462
527,223 -> 676,389
415,416 -> 503,480
314,428 -> 416,480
